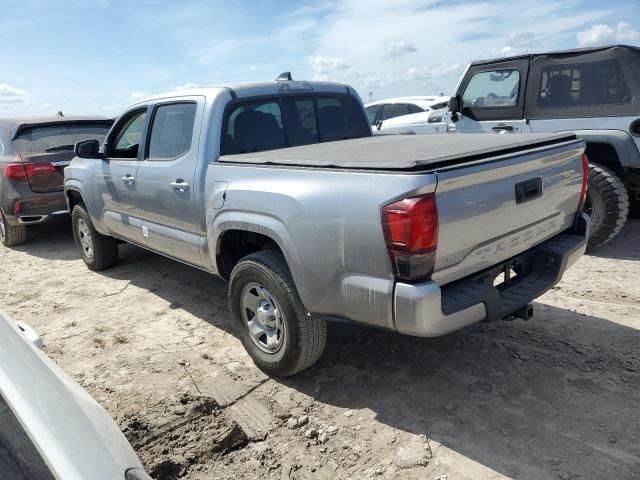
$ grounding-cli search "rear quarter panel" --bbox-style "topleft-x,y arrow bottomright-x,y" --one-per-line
206,164 -> 438,329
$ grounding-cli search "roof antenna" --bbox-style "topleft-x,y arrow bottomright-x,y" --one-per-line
57,111 -> 64,117
276,72 -> 293,81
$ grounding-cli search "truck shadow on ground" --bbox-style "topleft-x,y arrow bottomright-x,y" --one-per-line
284,307 -> 640,479
102,242 -> 236,336
11,219 -> 78,261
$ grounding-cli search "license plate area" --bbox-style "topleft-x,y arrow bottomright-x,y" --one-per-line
489,258 -> 525,291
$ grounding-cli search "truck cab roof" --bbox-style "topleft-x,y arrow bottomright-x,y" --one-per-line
134,80 -> 359,105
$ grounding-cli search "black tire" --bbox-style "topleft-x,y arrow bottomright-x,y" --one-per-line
71,204 -> 118,271
229,250 -> 327,376
584,163 -> 629,251
0,210 -> 27,247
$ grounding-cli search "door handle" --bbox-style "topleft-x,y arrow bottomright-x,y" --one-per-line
170,180 -> 190,192
492,124 -> 514,133
122,175 -> 135,186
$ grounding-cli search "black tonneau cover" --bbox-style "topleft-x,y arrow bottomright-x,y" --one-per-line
218,132 -> 578,171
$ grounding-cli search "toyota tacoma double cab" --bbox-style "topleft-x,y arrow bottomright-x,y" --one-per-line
445,45 -> 640,250
64,76 -> 589,376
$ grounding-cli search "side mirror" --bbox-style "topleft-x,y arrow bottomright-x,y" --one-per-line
448,95 -> 462,122
75,139 -> 103,159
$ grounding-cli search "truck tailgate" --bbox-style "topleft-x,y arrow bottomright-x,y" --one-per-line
432,138 -> 585,286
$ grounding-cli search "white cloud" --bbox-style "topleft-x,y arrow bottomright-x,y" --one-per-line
385,40 -> 418,59
0,83 -> 30,105
408,63 -> 461,80
129,91 -> 148,101
301,0 -> 612,97
309,56 -> 350,80
577,21 -> 640,47
497,31 -> 546,56
170,82 -> 201,91
508,31 -> 542,49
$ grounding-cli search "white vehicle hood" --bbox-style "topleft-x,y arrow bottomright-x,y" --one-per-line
0,310 -> 146,480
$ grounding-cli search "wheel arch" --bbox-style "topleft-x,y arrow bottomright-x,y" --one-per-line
210,213 -> 304,286
570,129 -> 640,172
65,188 -> 86,211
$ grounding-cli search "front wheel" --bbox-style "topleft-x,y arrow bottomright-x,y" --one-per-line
229,250 -> 327,376
584,164 -> 629,251
71,205 -> 118,270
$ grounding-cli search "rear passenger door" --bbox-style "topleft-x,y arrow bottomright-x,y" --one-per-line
135,99 -> 204,266
454,59 -> 529,134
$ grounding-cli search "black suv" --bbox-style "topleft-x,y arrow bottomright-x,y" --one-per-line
0,115 -> 112,246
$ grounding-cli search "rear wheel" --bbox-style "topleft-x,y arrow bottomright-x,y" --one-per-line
584,164 -> 629,251
0,211 -> 27,247
229,250 -> 327,376
71,205 -> 118,270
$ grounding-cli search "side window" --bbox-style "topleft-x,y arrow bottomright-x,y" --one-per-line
147,103 -> 197,161
380,103 -> 409,120
408,104 -> 424,114
109,110 -> 147,159
462,70 -> 520,109
537,60 -> 631,108
365,105 -> 381,125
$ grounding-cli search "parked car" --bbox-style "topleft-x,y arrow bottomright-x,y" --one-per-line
365,95 -> 449,126
64,76 -> 588,376
0,115 -> 113,247
372,108 -> 449,135
444,44 -> 640,250
0,309 -> 150,480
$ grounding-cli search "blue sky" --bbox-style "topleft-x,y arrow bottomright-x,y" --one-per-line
0,0 -> 638,116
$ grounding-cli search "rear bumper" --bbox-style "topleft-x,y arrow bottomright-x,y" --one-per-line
393,213 -> 588,337
1,191 -> 68,226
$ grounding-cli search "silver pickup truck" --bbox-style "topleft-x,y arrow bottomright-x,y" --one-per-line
64,78 -> 589,376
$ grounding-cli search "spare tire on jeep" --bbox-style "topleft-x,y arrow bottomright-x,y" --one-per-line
584,163 -> 629,251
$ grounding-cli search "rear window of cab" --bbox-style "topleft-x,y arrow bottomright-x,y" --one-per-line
222,94 -> 370,155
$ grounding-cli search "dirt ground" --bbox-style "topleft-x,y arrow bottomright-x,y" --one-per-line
1,219 -> 639,480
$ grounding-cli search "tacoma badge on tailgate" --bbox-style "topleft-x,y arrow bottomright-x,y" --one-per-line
473,217 -> 559,262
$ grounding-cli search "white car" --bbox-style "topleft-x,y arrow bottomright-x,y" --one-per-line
364,95 -> 450,126
373,108 -> 449,135
0,310 -> 150,480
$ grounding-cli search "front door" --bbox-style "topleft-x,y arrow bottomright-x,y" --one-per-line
453,59 -> 529,134
135,99 -> 204,266
95,108 -> 148,244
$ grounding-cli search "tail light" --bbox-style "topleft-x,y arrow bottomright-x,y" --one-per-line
382,193 -> 438,282
2,163 -> 57,181
577,153 -> 589,211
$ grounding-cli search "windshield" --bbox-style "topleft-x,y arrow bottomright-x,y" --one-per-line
222,94 -> 371,155
12,122 -> 112,155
